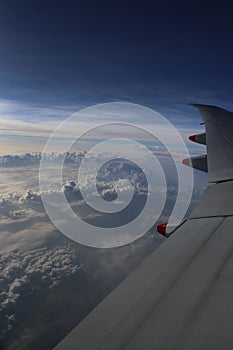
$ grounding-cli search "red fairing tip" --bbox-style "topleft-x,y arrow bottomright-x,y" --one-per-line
189,135 -> 196,142
157,223 -> 167,236
182,158 -> 191,166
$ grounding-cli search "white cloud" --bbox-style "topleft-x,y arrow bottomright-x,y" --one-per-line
0,245 -> 85,339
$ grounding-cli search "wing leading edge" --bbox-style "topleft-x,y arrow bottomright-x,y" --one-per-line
54,104 -> 233,350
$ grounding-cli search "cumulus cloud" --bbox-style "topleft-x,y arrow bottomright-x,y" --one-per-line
0,152 -> 206,236
0,151 -> 86,167
19,189 -> 41,202
0,245 -> 85,340
8,209 -> 28,219
0,152 -> 152,205
0,152 -> 41,167
63,180 -> 79,194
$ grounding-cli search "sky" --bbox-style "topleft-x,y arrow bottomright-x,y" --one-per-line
1,0 -> 233,143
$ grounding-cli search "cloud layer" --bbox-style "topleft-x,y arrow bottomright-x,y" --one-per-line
0,149 -> 208,348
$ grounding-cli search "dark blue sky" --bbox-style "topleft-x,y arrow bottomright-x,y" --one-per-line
1,0 -> 233,113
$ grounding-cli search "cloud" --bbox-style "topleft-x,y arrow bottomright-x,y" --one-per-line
63,180 -> 79,194
0,149 -> 208,349
19,189 -> 41,202
0,149 -> 207,250
0,98 -> 206,157
0,245 -> 85,340
0,150 -> 207,222
0,98 -> 82,122
0,151 -> 86,167
8,209 -> 28,219
0,152 -> 41,166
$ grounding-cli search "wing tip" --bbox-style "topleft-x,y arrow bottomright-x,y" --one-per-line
189,103 -> 219,109
189,103 -> 228,113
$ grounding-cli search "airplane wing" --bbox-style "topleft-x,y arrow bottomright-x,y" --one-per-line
54,104 -> 233,350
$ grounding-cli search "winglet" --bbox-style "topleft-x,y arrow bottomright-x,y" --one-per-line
190,104 -> 233,182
